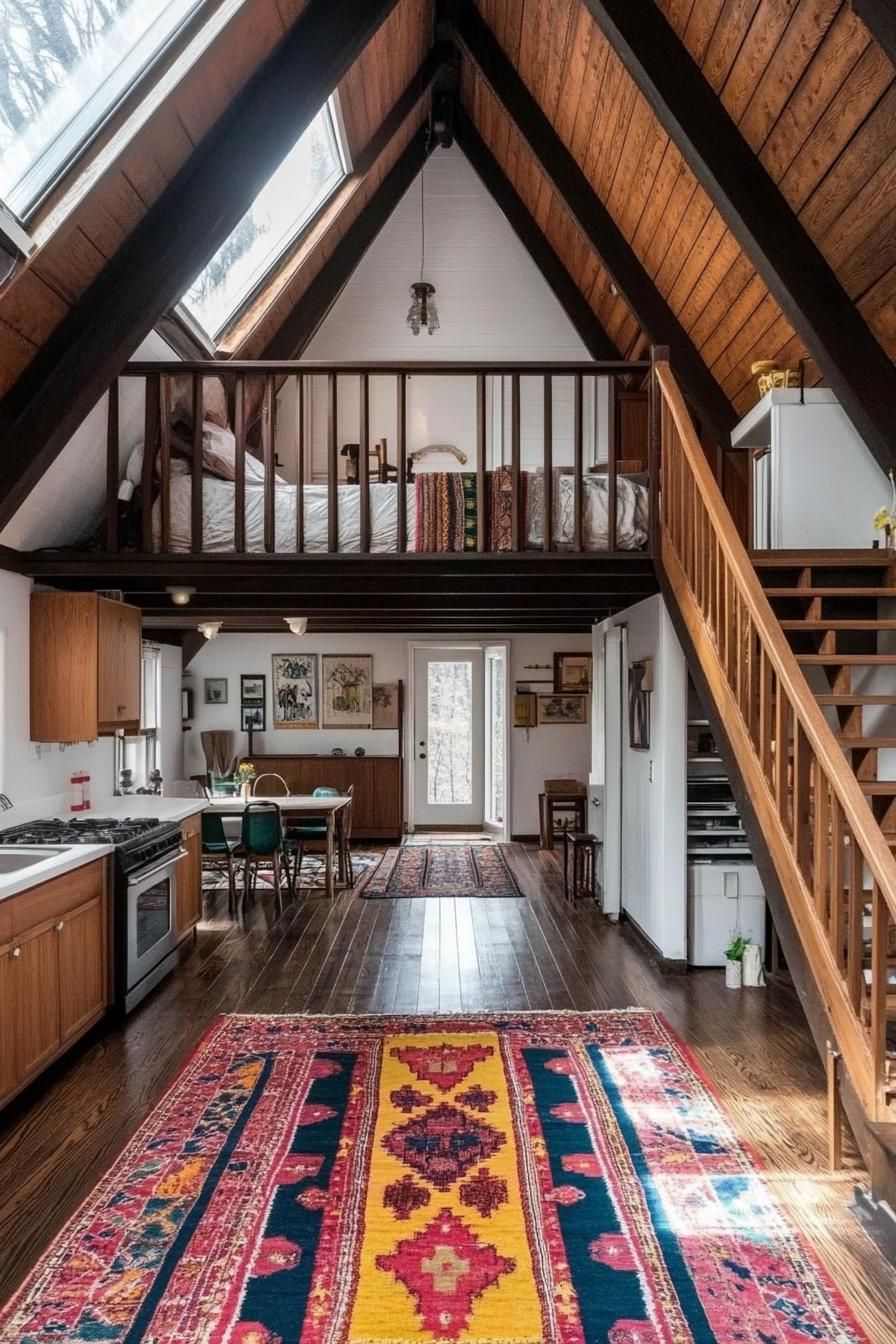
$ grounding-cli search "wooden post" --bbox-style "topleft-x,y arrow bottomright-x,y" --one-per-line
606,373 -> 618,553
191,374 -> 203,553
328,372 -> 338,553
396,372 -> 407,552
543,375 -> 553,553
105,378 -> 119,552
476,373 -> 486,552
573,372 -> 583,552
359,372 -> 370,553
234,376 -> 246,553
262,374 -> 275,553
826,1042 -> 843,1171
141,372 -> 160,553
510,373 -> 521,550
295,375 -> 304,554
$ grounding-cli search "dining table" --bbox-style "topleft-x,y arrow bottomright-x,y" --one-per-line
204,794 -> 351,899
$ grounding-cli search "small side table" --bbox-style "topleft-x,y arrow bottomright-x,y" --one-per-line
538,791 -> 588,849
562,830 -> 602,905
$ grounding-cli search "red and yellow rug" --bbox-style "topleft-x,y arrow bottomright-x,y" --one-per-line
0,1012 -> 868,1343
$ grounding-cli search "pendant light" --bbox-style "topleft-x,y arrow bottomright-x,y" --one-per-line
406,164 -> 439,336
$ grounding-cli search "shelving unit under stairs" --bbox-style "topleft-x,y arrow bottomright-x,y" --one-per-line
687,680 -> 767,967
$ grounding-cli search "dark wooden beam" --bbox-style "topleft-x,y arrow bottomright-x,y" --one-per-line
454,110 -> 619,361
446,0 -> 736,448
584,0 -> 896,477
262,135 -> 432,358
0,0 -> 401,530
850,1 -> 896,66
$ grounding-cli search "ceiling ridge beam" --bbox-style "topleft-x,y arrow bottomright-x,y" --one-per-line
445,0 -> 736,447
0,0 -> 402,530
454,109 -> 619,361
262,133 -> 433,358
584,0 -> 896,477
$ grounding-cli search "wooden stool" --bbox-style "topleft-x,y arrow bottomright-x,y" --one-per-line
562,831 -> 601,904
538,788 -> 587,849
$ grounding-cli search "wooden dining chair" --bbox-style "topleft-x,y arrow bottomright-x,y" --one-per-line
233,802 -> 292,904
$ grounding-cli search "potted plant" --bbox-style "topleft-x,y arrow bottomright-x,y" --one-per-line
724,933 -> 748,989
236,761 -> 256,801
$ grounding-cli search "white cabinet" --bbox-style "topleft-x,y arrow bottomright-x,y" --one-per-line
688,864 -> 766,967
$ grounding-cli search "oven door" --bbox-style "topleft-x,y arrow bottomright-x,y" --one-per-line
125,848 -> 186,1009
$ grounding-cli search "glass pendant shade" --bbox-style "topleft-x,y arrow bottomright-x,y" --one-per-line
406,281 -> 439,336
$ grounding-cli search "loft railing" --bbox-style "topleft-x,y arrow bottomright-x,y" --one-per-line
653,351 -> 896,1122
106,359 -> 654,557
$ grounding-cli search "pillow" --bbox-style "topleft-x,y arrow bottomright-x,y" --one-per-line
169,375 -> 228,429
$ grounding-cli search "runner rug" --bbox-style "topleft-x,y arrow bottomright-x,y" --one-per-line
0,1012 -> 867,1344
361,842 -> 522,899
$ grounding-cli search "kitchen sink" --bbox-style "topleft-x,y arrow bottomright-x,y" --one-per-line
0,846 -> 64,873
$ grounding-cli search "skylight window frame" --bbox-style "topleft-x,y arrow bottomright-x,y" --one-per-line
178,92 -> 353,347
0,0 -> 214,225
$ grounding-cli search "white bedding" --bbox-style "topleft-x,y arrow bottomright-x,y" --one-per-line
152,473 -> 649,552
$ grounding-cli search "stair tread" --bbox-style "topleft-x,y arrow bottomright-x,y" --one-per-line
836,737 -> 896,748
780,620 -> 896,630
816,694 -> 896,704
764,587 -> 894,597
752,550 -> 891,567
858,782 -> 896,795
796,654 -> 896,664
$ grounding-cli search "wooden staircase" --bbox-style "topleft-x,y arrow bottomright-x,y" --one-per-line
651,354 -> 896,1213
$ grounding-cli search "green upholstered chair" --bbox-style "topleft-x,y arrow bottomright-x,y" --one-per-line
201,810 -> 239,916
233,801 -> 291,904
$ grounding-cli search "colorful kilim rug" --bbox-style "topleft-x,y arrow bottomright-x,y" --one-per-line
0,1012 -> 868,1344
361,843 -> 523,899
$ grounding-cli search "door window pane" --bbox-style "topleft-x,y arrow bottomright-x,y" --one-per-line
487,652 -> 505,825
427,661 -> 473,805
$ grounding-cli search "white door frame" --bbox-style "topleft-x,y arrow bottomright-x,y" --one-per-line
406,640 -> 511,837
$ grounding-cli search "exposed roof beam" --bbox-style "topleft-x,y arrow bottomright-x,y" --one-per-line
850,0 -> 896,66
353,42 -> 455,175
0,0 -> 402,530
454,110 -> 619,361
445,0 -> 736,447
262,134 -> 433,358
584,0 -> 896,478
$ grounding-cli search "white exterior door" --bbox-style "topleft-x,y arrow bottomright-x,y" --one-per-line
599,624 -> 624,919
412,648 -> 485,828
484,644 -> 509,839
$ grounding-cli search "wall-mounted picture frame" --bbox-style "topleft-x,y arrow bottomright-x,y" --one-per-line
536,694 -> 587,725
322,654 -> 373,729
272,654 -> 317,729
513,691 -> 537,728
628,658 -> 652,750
372,682 -> 399,730
204,677 -> 228,705
240,674 -> 265,703
241,704 -> 265,732
554,652 -> 593,694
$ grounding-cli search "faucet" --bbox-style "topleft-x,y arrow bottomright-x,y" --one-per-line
0,794 -> 13,811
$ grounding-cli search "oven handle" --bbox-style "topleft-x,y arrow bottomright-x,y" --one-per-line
128,849 -> 188,886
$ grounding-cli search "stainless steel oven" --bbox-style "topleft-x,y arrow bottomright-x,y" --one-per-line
121,840 -> 186,1012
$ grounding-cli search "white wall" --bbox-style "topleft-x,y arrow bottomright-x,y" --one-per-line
158,642 -> 185,789
183,629 -> 590,835
601,594 -> 687,960
0,568 -> 115,803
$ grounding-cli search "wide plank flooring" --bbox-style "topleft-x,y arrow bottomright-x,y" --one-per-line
0,842 -> 894,1338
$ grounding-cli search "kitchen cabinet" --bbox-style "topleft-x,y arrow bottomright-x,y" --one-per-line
0,859 -> 109,1109
30,592 -> 142,742
238,755 -> 403,838
176,814 -> 203,939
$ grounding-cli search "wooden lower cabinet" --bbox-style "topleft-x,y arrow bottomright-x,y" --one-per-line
238,755 -> 403,838
0,858 -> 109,1109
176,814 -> 203,940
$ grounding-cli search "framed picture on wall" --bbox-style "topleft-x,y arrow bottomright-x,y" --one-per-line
241,674 -> 265,703
322,654 -> 373,729
241,704 -> 265,732
272,654 -> 318,728
628,658 -> 652,750
204,677 -> 228,705
554,652 -> 593,694
372,682 -> 400,730
536,694 -> 587,725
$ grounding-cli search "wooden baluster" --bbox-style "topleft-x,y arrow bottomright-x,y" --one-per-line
295,375 -> 304,554
759,650 -> 773,785
328,372 -> 338,553
159,375 -> 171,553
774,692 -> 789,826
234,376 -> 246,553
543,375 -> 553,553
262,374 -> 275,553
141,372 -> 159,553
793,723 -> 811,867
647,353 -> 662,555
813,773 -> 830,925
573,373 -> 583,552
511,373 -> 521,550
607,374 -> 617,553
846,828 -> 865,1012
191,375 -> 203,554
830,796 -> 845,966
476,373 -> 486,552
105,378 -> 119,552
359,372 -> 370,554
396,373 -> 407,552
869,884 -> 888,1109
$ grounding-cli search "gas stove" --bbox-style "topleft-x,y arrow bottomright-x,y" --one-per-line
0,815 -> 181,874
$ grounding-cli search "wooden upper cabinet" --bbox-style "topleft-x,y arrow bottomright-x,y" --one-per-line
30,592 -> 141,741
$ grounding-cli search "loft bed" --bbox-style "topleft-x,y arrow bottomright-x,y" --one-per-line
107,360 -> 658,558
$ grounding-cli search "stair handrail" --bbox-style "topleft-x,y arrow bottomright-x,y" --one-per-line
654,355 -> 895,1116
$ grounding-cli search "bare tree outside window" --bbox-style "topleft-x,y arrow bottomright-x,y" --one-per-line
427,661 -> 473,805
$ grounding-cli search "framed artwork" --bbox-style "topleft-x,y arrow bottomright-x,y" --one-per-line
513,691 -> 537,728
241,704 -> 265,732
272,653 -> 318,729
554,652 -> 593,694
322,654 -> 373,729
536,694 -> 587,726
628,658 -> 652,750
241,674 -> 265,703
204,677 -> 228,705
372,682 -> 400,730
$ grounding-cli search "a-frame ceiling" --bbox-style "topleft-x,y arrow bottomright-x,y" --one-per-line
1,0 -> 895,530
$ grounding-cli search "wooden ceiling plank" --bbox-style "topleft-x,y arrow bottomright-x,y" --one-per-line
584,0 -> 896,475
721,0 -> 811,126
709,291 -> 784,387
858,264 -> 896,358
851,0 -> 896,67
702,0 -> 762,94
450,0 -> 736,444
738,0 -> 841,151
655,0 -> 699,38
455,110 -> 620,360
682,0 -> 727,66
0,0 -> 404,531
820,142 -> 896,298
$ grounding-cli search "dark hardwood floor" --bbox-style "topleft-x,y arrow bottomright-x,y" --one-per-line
1,842 -> 894,1337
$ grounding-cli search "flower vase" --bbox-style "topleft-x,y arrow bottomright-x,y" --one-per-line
725,958 -> 742,989
240,781 -> 252,801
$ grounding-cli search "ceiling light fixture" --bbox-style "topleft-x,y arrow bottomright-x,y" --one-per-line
284,616 -> 308,637
166,585 -> 196,606
406,164 -> 439,336
198,620 -> 222,641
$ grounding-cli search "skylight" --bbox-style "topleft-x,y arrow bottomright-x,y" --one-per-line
181,99 -> 349,340
0,0 -> 204,219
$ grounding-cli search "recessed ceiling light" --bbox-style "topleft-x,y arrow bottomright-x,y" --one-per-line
166,585 -> 196,606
